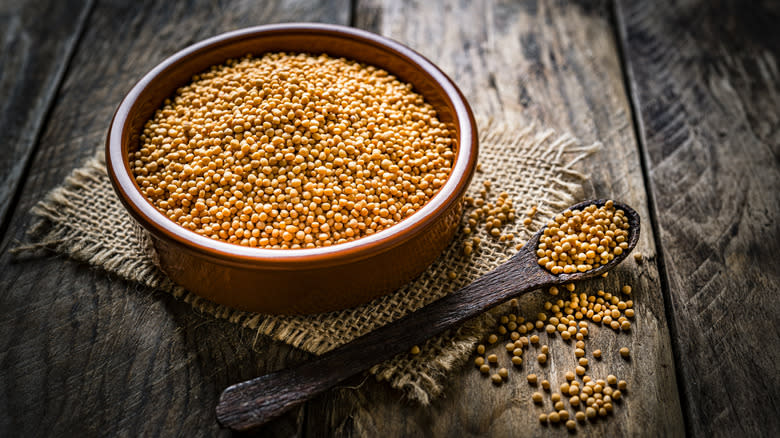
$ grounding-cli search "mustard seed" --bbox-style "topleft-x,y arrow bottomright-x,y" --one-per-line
512,356 -> 523,366
575,411 -> 586,422
537,353 -> 547,364
537,202 -> 630,274
480,364 -> 490,374
585,407 -> 597,419
487,354 -> 498,363
541,379 -> 551,390
532,392 -> 544,403
539,413 -> 548,423
622,285 -> 632,295
566,419 -> 576,430
548,412 -> 560,423
498,367 -> 508,379
491,374 -> 502,384
559,410 -> 570,421
132,53 -> 455,249
488,334 -> 498,344
593,349 -> 602,359
554,401 -> 565,411
477,344 -> 486,355
619,347 -> 630,358
618,380 -> 628,390
410,345 -> 420,355
475,357 -> 485,367
527,374 -> 538,384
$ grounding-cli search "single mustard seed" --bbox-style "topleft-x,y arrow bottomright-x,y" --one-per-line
539,413 -> 548,423
541,379 -> 551,390
537,353 -> 547,364
593,349 -> 602,359
607,375 -> 617,385
575,411 -> 586,422
551,393 -> 562,403
487,354 -> 498,363
559,410 -> 570,421
410,345 -> 421,355
618,380 -> 628,390
622,285 -> 632,295
566,419 -> 576,430
475,357 -> 485,367
480,364 -> 490,374
548,412 -> 560,423
554,401 -> 565,411
488,334 -> 498,344
532,392 -> 544,403
498,368 -> 509,379
512,356 -> 523,366
477,344 -> 486,355
565,371 -> 575,381
612,390 -> 622,400
491,374 -> 502,384
634,251 -> 643,262
541,345 -> 549,354
527,374 -> 538,384
585,407 -> 597,419
620,347 -> 630,358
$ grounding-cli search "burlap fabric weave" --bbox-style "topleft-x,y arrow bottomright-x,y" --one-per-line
19,118 -> 596,404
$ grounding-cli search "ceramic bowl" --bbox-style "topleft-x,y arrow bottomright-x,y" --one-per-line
106,23 -> 478,314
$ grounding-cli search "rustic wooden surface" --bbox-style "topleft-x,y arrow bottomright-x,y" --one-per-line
616,0 -> 780,436
0,0 -> 776,437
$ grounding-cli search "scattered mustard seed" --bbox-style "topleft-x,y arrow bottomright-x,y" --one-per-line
410,345 -> 421,355
619,347 -> 630,358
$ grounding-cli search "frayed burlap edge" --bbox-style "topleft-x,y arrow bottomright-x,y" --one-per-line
15,117 -> 598,404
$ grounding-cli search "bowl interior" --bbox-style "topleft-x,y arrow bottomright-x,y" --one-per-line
112,24 -> 476,265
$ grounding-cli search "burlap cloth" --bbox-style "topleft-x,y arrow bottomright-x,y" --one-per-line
18,118 -> 597,404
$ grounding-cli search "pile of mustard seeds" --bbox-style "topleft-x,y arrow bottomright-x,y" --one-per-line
131,53 -> 456,248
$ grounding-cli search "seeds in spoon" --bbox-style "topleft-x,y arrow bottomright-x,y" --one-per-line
536,201 -> 630,274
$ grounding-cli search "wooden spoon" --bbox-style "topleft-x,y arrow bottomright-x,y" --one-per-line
216,199 -> 640,431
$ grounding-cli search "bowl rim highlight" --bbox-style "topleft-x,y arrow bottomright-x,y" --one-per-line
106,23 -> 477,269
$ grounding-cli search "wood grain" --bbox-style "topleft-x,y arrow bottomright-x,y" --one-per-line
303,0 -> 685,436
0,0 -> 93,236
0,0 -> 348,436
616,0 -> 780,436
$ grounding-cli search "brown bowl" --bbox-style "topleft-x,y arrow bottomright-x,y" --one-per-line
106,23 -> 478,314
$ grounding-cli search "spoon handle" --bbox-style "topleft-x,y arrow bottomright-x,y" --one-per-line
216,239 -> 554,431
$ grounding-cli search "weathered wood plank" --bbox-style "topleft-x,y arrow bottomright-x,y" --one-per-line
304,0 -> 685,436
616,0 -> 780,436
0,0 -> 349,436
0,0 -> 93,237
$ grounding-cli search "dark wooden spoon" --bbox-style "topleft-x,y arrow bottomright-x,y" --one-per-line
216,199 -> 640,431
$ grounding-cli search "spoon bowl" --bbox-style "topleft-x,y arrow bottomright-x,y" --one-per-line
216,199 -> 640,431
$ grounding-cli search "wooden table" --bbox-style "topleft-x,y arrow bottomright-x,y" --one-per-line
1,1 -> 778,436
